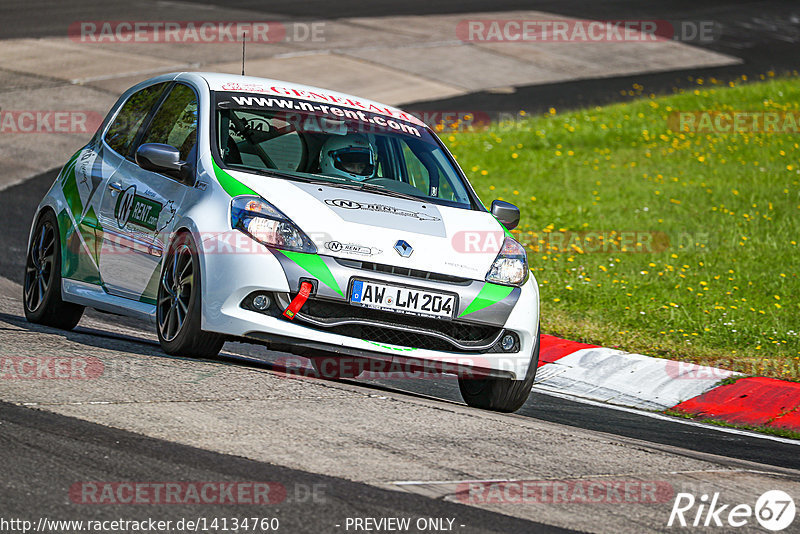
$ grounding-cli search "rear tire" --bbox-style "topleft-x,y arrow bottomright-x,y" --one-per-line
23,210 -> 84,330
156,232 -> 224,358
459,327 -> 540,413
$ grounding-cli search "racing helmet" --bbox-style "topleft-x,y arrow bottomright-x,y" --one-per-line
319,134 -> 376,180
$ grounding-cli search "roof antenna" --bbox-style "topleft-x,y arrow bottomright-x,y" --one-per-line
241,31 -> 246,76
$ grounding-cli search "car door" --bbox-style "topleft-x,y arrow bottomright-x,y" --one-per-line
96,82 -> 199,303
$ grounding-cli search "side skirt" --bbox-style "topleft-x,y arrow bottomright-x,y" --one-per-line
62,279 -> 156,324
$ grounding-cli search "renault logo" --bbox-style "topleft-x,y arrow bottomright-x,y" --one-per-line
394,240 -> 413,258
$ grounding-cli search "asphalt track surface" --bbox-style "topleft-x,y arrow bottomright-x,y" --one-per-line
0,401 -> 567,533
2,171 -> 799,476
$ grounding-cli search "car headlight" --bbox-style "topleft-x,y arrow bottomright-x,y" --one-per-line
485,237 -> 528,286
231,196 -> 316,253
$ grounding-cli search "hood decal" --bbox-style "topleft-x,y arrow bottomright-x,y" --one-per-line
291,182 -> 446,237
324,199 -> 440,221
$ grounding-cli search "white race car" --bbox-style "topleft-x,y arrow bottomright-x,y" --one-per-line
24,72 -> 540,412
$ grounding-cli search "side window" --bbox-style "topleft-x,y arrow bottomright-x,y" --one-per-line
140,84 -> 198,162
104,83 -> 167,157
400,139 -> 464,203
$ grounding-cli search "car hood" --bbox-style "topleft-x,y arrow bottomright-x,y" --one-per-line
225,169 -> 508,280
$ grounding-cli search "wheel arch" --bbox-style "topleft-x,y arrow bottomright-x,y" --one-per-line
160,218 -> 208,303
27,201 -> 61,253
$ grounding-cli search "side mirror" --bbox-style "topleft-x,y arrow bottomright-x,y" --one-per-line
491,200 -> 520,231
136,143 -> 188,180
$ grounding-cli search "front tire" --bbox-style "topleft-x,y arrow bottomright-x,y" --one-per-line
156,232 -> 224,358
23,210 -> 84,329
459,327 -> 540,413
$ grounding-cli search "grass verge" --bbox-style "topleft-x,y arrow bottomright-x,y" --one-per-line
446,75 -> 800,380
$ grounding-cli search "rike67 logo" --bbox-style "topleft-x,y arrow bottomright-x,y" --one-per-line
668,490 -> 795,531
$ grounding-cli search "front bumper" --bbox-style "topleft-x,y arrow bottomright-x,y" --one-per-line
200,231 -> 540,379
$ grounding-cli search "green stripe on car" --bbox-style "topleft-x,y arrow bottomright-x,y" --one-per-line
212,160 -> 257,197
491,213 -> 514,238
280,251 -> 344,296
459,282 -> 513,317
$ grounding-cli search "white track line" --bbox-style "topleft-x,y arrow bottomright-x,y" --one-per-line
533,386 -> 800,446
0,273 -> 794,445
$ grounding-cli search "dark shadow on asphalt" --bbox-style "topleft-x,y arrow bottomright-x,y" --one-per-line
0,401 -> 574,534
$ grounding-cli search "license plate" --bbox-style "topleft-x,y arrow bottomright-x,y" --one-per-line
350,280 -> 456,320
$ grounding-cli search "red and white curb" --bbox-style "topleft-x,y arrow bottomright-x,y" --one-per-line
535,335 -> 800,433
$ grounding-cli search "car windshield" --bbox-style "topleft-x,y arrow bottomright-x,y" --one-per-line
213,92 -> 475,209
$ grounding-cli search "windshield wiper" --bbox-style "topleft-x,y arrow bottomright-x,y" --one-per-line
322,181 -> 424,203
225,166 -> 425,203
360,183 -> 424,202
226,165 -> 332,186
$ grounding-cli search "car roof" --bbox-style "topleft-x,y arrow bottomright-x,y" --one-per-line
185,71 -> 426,127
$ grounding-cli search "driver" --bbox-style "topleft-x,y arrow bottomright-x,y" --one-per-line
319,134 -> 376,180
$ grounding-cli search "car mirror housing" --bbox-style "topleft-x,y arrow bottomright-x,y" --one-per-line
136,143 -> 188,180
491,200 -> 520,230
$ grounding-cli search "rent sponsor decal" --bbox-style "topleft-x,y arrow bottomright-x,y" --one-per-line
226,95 -> 423,136
324,199 -> 440,221
114,185 -> 163,231
324,241 -> 381,256
218,87 -> 425,127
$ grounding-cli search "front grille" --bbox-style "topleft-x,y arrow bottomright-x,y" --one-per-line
294,298 -> 503,352
333,258 -> 471,285
326,324 -> 456,351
